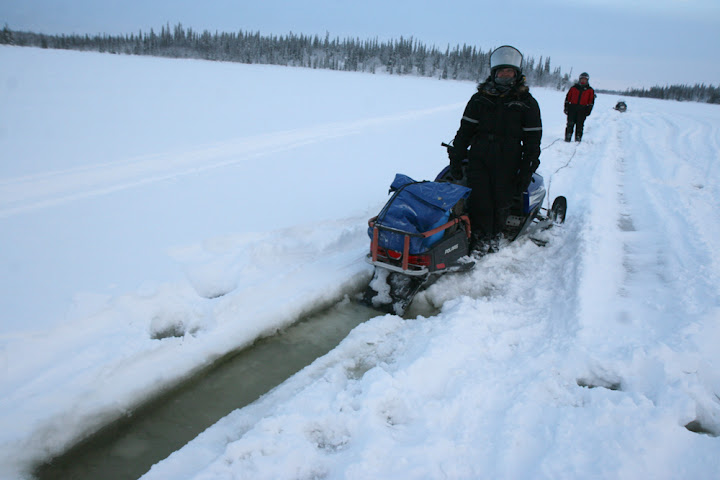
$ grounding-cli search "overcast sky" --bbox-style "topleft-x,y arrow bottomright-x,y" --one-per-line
2,0 -> 719,91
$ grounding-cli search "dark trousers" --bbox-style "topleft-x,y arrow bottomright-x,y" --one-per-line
565,109 -> 588,140
466,160 -> 515,239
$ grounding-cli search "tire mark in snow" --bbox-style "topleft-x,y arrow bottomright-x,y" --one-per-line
600,109 -> 705,332
625,111 -> 720,302
605,106 -> 720,435
0,104 -> 462,218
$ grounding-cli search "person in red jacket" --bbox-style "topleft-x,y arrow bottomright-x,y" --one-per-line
564,72 -> 596,142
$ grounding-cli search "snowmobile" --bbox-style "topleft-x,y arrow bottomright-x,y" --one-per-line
614,101 -> 627,112
361,148 -> 567,316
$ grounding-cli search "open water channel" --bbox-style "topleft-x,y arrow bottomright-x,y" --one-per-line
33,298 -> 419,480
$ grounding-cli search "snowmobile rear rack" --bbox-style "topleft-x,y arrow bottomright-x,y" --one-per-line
367,214 -> 471,275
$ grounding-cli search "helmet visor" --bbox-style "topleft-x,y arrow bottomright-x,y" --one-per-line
490,46 -> 523,70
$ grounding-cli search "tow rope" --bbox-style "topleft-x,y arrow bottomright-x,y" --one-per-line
541,136 -> 578,211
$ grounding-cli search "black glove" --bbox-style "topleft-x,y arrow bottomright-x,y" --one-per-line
517,171 -> 532,193
563,102 -> 569,115
446,144 -> 467,180
517,158 -> 540,193
446,144 -> 466,161
586,105 -> 593,116
450,159 -> 463,180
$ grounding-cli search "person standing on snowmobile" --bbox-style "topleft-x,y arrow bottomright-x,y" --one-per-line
564,72 -> 596,142
446,45 -> 542,256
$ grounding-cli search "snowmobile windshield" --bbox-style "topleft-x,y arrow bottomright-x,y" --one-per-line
490,46 -> 523,70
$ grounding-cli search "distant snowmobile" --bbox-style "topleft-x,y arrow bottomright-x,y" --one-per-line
361,146 -> 567,315
614,101 -> 627,112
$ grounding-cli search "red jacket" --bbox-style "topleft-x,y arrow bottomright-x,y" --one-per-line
565,84 -> 595,115
565,85 -> 595,106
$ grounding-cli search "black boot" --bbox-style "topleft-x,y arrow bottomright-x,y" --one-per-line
488,234 -> 501,253
470,233 -> 491,257
575,135 -> 582,142
565,133 -> 572,142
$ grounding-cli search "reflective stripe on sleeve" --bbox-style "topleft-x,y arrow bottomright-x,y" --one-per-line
461,115 -> 479,124
523,126 -> 542,132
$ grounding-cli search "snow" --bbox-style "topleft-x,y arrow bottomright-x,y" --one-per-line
1,45 -> 720,479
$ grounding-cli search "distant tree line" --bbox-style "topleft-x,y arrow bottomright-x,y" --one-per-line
617,84 -> 720,105
1,23 -> 570,89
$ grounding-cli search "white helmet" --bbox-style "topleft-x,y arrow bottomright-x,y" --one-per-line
490,45 -> 523,87
490,45 -> 523,74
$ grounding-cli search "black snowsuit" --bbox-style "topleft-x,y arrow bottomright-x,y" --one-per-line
450,78 -> 542,244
